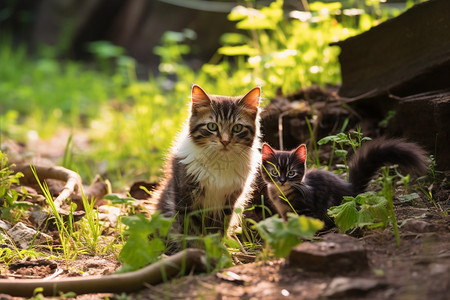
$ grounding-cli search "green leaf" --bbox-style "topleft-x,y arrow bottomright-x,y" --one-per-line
317,135 -> 337,145
310,1 -> 342,12
328,200 -> 358,233
253,214 -> 323,258
218,45 -> 258,56
117,212 -> 172,272
104,194 -> 136,205
220,33 -> 248,45
335,149 -> 348,157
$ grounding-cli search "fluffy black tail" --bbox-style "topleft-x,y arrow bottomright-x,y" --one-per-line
348,138 -> 429,195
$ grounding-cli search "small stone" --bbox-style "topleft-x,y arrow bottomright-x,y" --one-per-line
0,220 -> 11,231
288,234 -> 368,274
322,277 -> 385,298
402,219 -> 439,233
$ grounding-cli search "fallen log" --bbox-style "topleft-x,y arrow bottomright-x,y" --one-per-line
333,0 -> 450,99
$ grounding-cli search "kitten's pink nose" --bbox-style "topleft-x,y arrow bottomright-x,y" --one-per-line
221,140 -> 230,146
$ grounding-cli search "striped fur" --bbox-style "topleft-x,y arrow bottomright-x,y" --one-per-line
153,84 -> 261,251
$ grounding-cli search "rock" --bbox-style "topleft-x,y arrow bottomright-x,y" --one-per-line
288,234 -> 368,274
7,222 -> 52,249
0,220 -> 11,231
322,277 -> 385,298
402,219 -> 440,233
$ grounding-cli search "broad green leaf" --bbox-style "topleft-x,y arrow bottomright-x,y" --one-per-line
253,214 -> 323,258
117,213 -> 172,272
328,200 -> 358,233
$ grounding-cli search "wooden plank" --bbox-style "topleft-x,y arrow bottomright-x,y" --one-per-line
333,0 -> 450,98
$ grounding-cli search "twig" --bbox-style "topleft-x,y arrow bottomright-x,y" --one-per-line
12,165 -> 82,211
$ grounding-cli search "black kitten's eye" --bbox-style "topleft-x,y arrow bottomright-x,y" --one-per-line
270,169 -> 279,176
287,170 -> 296,177
232,124 -> 243,133
207,122 -> 218,131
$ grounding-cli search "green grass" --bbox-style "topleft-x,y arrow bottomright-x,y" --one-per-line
0,0 -> 421,187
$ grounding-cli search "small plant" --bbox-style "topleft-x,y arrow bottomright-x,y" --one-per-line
253,213 -> 323,258
0,151 -> 27,222
380,167 -> 400,246
75,191 -> 104,255
30,165 -> 78,265
117,213 -> 172,273
328,166 -> 414,246
201,233 -> 233,272
318,127 -> 371,175
328,192 -> 389,233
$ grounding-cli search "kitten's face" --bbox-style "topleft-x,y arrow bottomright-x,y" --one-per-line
189,85 -> 260,152
261,143 -> 307,192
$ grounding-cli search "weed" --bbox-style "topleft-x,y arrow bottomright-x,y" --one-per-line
30,165 -> 78,265
76,191 -> 104,255
380,167 -> 400,246
328,192 -> 389,233
328,165 -> 419,246
253,213 -> 323,258
318,127 -> 371,176
117,213 -> 172,273
0,151 -> 27,222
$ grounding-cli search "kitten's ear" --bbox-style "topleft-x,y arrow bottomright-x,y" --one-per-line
295,144 -> 307,163
239,86 -> 261,111
191,84 -> 211,107
262,143 -> 275,161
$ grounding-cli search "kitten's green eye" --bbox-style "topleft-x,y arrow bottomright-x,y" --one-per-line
207,122 -> 218,131
270,169 -> 279,176
232,124 -> 243,133
287,170 -> 296,177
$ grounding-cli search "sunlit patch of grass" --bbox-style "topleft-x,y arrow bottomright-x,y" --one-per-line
0,0 -> 423,188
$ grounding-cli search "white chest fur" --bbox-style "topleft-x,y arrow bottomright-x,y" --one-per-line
175,134 -> 256,213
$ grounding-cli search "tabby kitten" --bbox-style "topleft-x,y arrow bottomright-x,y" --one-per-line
258,138 -> 428,228
154,84 -> 261,250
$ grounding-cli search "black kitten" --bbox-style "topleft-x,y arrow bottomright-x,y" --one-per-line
257,138 -> 429,228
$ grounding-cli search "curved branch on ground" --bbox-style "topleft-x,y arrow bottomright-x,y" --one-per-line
12,164 -> 82,211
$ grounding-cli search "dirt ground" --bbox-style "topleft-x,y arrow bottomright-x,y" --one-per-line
2,190 -> 449,300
